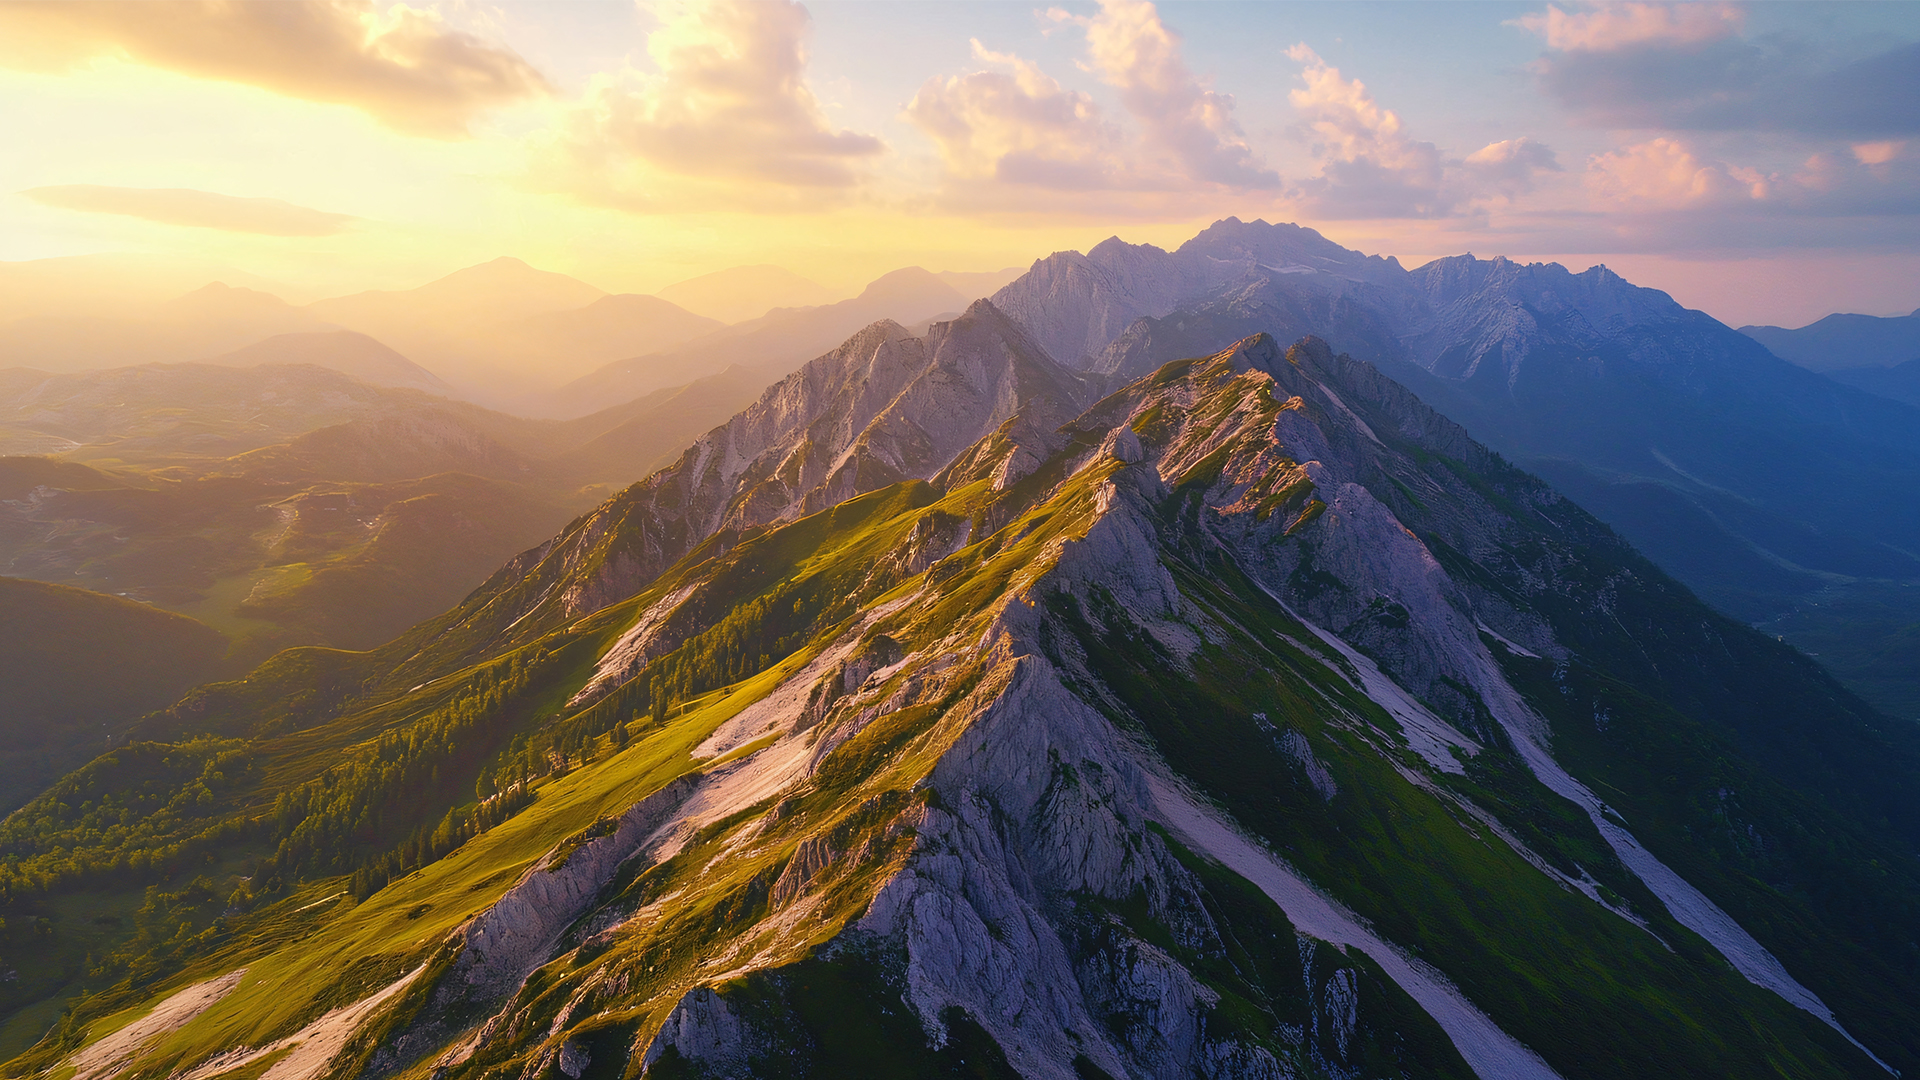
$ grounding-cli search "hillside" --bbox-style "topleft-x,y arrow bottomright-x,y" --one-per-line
498,296 -> 725,385
0,360 -> 770,666
0,283 -> 329,374
544,267 -> 969,417
0,577 -> 227,813
1825,356 -> 1920,408
205,331 -> 453,394
655,265 -> 841,324
1741,309 -> 1920,372
3,323 -> 1913,1078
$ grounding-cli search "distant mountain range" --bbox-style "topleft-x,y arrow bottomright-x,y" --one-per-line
206,330 -> 453,394
0,360 -> 766,663
542,266 -> 973,417
1740,308 -> 1920,371
5,226 -> 1915,714
655,264 -> 843,324
1740,309 -> 1920,409
0,256 -> 1024,415
982,220 -> 1920,718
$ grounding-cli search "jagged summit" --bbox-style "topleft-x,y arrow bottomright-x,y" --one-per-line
1178,216 -> 1406,280
1407,253 -> 1685,336
405,300 -> 1098,662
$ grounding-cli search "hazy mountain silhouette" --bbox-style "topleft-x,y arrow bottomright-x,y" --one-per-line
206,330 -> 452,393
543,266 -> 969,417
655,263 -> 841,324
1741,308 -> 1920,371
491,294 -> 725,385
0,282 -> 330,372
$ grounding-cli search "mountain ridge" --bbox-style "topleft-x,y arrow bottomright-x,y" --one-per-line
5,223 -> 1920,1080
6,328 -> 1915,1079
1741,308 -> 1920,371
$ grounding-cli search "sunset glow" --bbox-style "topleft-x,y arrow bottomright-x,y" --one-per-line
3,0 -> 1917,325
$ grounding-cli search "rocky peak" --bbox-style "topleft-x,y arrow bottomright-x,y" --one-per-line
1176,216 -> 1405,283
1409,254 -> 1685,338
416,302 -> 1097,655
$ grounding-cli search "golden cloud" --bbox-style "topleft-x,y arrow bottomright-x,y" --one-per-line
0,0 -> 549,137
551,0 -> 882,199
22,185 -> 358,236
1510,2 -> 1743,53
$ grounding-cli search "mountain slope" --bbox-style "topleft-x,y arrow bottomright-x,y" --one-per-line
656,265 -> 841,324
1741,308 -> 1920,372
7,334 -> 1915,1080
0,577 -> 228,813
0,283 -> 330,374
990,217 -> 1407,369
1825,355 -> 1920,408
442,301 -> 1093,656
303,258 -> 608,399
499,295 -> 725,384
206,331 -> 452,394
546,268 -> 970,417
306,258 -> 606,338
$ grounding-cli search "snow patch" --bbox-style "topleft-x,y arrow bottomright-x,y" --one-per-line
1281,600 -> 1476,774
1149,776 -> 1564,1080
1461,637 -> 1893,1070
573,582 -> 702,705
172,964 -> 424,1080
1475,621 -> 1539,658
68,970 -> 248,1080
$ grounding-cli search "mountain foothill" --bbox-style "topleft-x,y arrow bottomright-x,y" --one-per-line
0,220 -> 1917,1079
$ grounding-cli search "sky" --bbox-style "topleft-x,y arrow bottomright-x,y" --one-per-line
2,0 -> 1917,327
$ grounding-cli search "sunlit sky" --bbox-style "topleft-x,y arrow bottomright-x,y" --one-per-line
3,0 -> 1917,326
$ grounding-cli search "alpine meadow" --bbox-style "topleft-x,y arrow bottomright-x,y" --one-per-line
3,3 -> 1919,1079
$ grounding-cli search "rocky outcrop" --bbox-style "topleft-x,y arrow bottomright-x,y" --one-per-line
417,302 -> 1098,668
989,217 -> 1406,370
375,775 -> 699,1072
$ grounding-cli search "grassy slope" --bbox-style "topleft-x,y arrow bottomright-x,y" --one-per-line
0,465 -> 585,664
0,578 -> 228,813
0,479 -> 961,1070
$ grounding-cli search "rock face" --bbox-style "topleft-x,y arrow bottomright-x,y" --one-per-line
419,300 -> 1096,661
990,218 -> 1406,369
1000,220 -> 1920,647
301,334 -> 1907,1080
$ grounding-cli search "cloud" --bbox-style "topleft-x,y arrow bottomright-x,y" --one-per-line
903,40 -> 1123,191
1080,0 -> 1278,188
1514,3 -> 1920,137
0,1 -> 549,137
1464,137 -> 1563,195
1574,136 -> 1920,233
1286,46 -> 1558,219
900,0 -> 1278,212
1509,3 -> 1742,52
1854,141 -> 1905,168
548,0 -> 883,203
20,185 -> 357,235
1584,138 -> 1766,209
